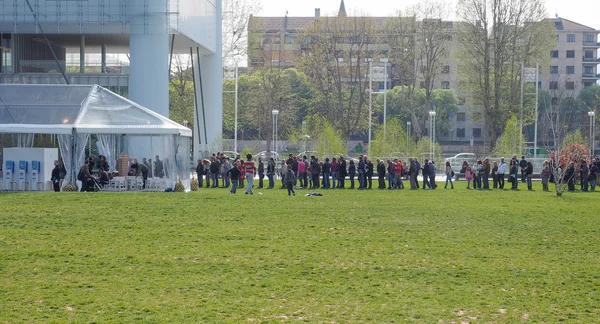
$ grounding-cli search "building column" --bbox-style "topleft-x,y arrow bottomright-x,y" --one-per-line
80,36 -> 85,73
101,44 -> 106,73
194,0 -> 223,159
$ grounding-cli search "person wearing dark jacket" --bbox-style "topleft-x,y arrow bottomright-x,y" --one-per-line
132,162 -> 149,189
266,158 -> 275,189
257,157 -> 265,189
510,159 -> 519,190
210,157 -> 220,188
348,160 -> 356,189
422,159 -> 430,190
580,160 -> 589,192
589,160 -> 598,192
227,162 -> 242,194
51,160 -> 61,192
566,162 -> 576,192
322,158 -> 331,189
338,156 -> 347,188
366,159 -> 374,189
519,156 -> 528,183
409,158 -> 418,190
377,159 -> 386,189
526,161 -> 534,191
196,159 -> 204,188
358,156 -> 366,189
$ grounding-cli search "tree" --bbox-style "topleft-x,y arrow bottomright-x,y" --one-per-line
492,114 -> 526,157
222,0 -> 262,67
306,116 -> 347,159
169,55 -> 194,132
369,118 -> 408,158
456,0 -> 557,144
297,15 -> 380,138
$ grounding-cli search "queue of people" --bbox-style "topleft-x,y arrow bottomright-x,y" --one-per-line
196,152 -> 600,194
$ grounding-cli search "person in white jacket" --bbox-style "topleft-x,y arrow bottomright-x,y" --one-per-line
497,158 -> 507,189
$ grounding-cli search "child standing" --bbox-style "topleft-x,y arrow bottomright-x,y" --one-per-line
285,164 -> 297,196
465,166 -> 473,189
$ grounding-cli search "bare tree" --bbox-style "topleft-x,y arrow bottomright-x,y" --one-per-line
456,0 -> 557,144
222,0 -> 262,67
297,15 -> 380,138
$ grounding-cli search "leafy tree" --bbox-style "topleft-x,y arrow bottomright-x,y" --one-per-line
561,130 -> 587,149
492,114 -> 526,157
305,116 -> 347,159
412,137 -> 443,164
369,118 -> 408,158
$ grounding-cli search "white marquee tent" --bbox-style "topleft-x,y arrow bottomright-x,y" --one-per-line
0,84 -> 192,191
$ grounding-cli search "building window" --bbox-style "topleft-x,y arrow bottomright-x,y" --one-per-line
441,81 -> 450,89
456,128 -> 465,138
472,128 -> 482,138
584,66 -> 594,75
584,34 -> 596,43
284,33 -> 296,44
584,50 -> 594,59
442,65 -> 450,73
550,66 -> 558,74
419,81 -> 426,89
566,82 -> 575,90
584,81 -> 595,87
566,50 -> 575,58
456,112 -> 466,121
566,66 -> 575,74
549,82 -> 558,90
567,34 -> 575,42
551,50 -> 558,58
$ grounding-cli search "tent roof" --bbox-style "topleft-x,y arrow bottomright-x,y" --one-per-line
0,84 -> 191,137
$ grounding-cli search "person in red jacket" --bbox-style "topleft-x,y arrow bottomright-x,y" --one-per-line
243,153 -> 257,194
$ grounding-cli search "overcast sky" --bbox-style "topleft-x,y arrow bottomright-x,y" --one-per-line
257,0 -> 600,30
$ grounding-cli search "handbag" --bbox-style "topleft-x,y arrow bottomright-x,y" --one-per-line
508,175 -> 514,182
451,170 -> 455,177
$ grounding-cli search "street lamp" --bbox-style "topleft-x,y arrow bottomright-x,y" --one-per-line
380,58 -> 389,135
272,109 -> 279,161
406,120 -> 411,155
429,111 -> 437,160
589,111 -> 596,157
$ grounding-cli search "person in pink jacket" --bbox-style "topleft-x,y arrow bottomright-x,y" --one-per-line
465,166 -> 474,189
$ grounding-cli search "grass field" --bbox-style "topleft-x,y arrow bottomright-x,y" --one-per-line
1,182 -> 600,322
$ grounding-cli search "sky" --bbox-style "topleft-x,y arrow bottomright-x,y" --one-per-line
257,0 -> 600,30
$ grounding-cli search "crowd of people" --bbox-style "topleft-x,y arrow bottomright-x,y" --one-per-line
196,152 -> 600,194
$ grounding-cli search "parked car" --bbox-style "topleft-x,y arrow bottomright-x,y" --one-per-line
255,151 -> 279,161
445,153 -> 476,173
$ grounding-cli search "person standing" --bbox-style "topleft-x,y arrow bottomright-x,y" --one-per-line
497,158 -> 506,189
510,159 -> 519,190
266,158 -> 275,189
227,161 -> 242,194
280,161 -> 288,189
566,162 -> 576,192
409,158 -> 418,190
589,160 -> 598,192
444,161 -> 454,189
395,159 -> 404,189
330,157 -> 338,189
297,156 -> 306,189
492,161 -> 499,189
222,157 -> 231,188
422,159 -> 430,190
526,161 -> 534,191
429,160 -> 437,190
357,155 -> 366,189
285,164 -> 297,196
519,156 -> 528,183
348,160 -> 356,189
243,154 -> 257,194
541,160 -> 550,191
51,160 -> 61,192
257,157 -> 265,189
377,159 -> 386,189
366,158 -> 374,189
338,156 -> 347,188
210,157 -> 220,188
580,160 -> 589,192
196,159 -> 204,188
387,160 -> 396,189
483,158 -> 491,190
465,165 -> 473,189
322,158 -> 331,189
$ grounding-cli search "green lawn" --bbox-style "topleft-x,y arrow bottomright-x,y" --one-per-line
1,183 -> 599,322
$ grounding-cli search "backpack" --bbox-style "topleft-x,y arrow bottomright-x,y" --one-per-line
77,171 -> 83,181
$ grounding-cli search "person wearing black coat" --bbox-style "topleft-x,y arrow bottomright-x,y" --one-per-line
566,162 -> 576,192
51,160 -> 61,192
365,159 -> 374,189
338,156 -> 347,188
196,159 -> 204,188
348,160 -> 356,189
422,159 -> 430,190
377,159 -> 386,189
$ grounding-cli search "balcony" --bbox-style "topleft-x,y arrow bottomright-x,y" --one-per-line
582,56 -> 600,63
0,73 -> 129,88
583,41 -> 600,48
582,73 -> 600,79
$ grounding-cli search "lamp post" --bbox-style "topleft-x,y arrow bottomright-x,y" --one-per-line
589,111 -> 596,158
380,58 -> 389,135
429,111 -> 437,160
407,120 -> 411,155
272,109 -> 279,161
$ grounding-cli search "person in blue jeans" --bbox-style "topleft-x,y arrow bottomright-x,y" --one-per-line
322,158 -> 331,189
330,157 -> 338,189
226,162 -> 241,194
266,158 -> 275,189
357,155 -> 366,189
